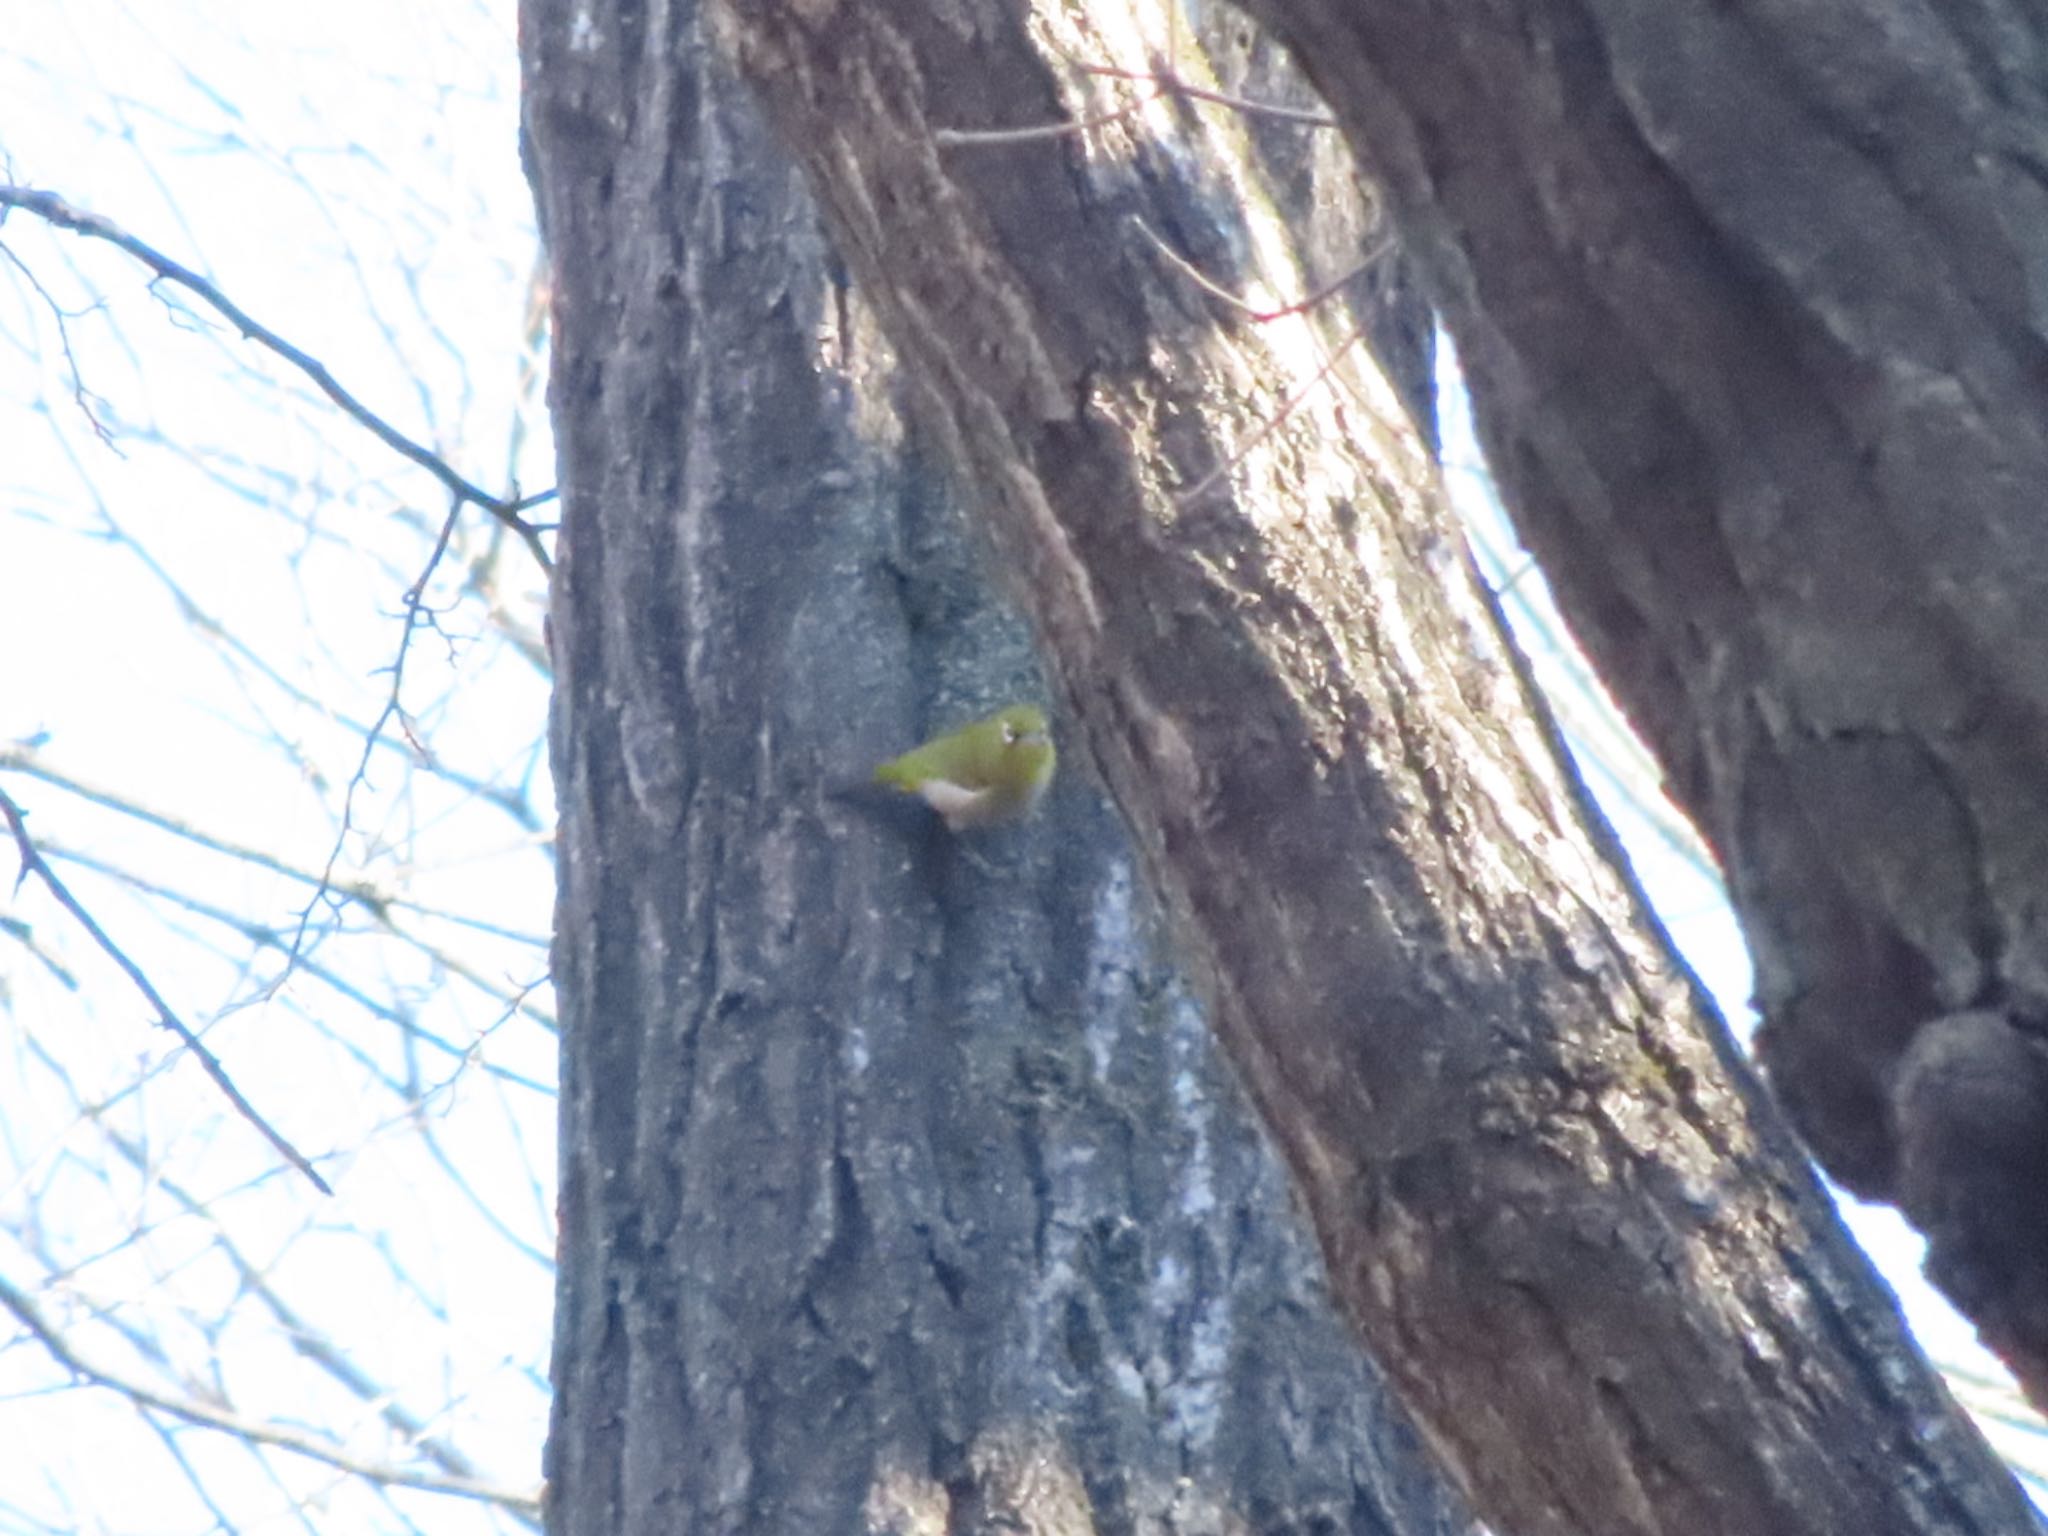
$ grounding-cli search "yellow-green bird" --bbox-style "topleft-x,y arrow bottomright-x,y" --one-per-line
872,704 -> 1056,831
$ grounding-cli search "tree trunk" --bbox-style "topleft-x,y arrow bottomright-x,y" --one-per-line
1241,0 -> 2048,1411
524,7 -> 1468,1534
527,1 -> 2040,1533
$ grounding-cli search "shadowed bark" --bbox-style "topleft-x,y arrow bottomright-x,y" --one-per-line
1240,0 -> 2048,1411
526,1 -> 2041,1533
524,6 -> 1468,1534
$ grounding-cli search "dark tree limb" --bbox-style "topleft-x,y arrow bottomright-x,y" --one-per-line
700,3 -> 2036,1534
0,185 -> 555,570
1234,0 -> 2048,1411
0,784 -> 332,1194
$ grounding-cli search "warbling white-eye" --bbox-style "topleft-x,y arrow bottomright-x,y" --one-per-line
872,704 -> 1056,830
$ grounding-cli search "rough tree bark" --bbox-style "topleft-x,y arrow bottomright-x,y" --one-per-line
703,2 -> 2035,1534
1238,0 -> 2048,1410
524,7 -> 1466,1535
527,1 -> 2040,1534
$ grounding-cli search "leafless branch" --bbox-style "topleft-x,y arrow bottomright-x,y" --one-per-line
84,1119 -> 522,1485
28,839 -> 557,1084
1135,215 -> 1393,324
278,499 -> 464,992
0,783 -> 334,1195
1061,53 -> 1336,128
0,744 -> 549,947
0,1270 -> 543,1525
1173,322 -> 1367,508
0,184 -> 554,572
0,237 -> 120,446
934,96 -> 1152,147
934,21 -> 1338,148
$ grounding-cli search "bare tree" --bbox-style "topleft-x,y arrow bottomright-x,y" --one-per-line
526,1 -> 2043,1533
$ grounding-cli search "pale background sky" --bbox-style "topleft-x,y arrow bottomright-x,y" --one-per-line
2,1 -> 554,1530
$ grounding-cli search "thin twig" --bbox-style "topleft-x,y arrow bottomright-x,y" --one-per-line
92,1120 -> 515,1486
0,1271 -> 541,1524
1135,216 -> 1394,323
37,839 -> 559,1074
0,745 -> 549,947
0,184 -> 553,573
935,96 -> 1154,147
0,239 -> 120,447
934,45 -> 1331,148
1174,322 -> 1368,509
1063,56 -> 1337,128
1038,13 -> 1336,129
278,500 -> 464,991
0,785 -> 333,1195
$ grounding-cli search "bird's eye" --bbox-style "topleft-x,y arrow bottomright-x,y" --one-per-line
1002,723 -> 1019,744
